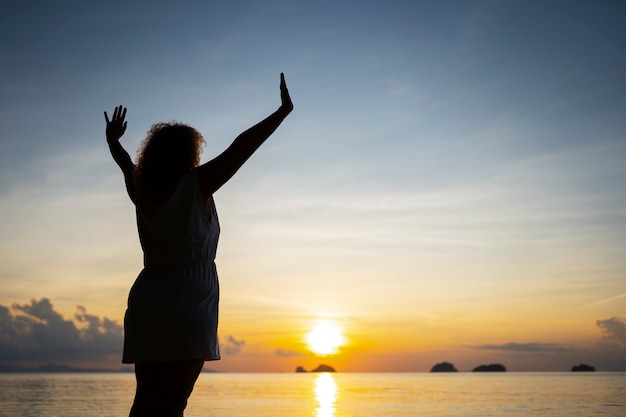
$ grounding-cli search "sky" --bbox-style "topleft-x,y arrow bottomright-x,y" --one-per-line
1,0 -> 625,372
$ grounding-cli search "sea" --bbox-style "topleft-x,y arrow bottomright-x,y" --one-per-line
1,372 -> 625,417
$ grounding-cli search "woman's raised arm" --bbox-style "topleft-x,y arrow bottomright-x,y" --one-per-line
197,73 -> 293,196
105,105 -> 136,203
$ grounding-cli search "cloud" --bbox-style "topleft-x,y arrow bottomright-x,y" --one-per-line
221,335 -> 245,355
586,293 -> 626,308
465,342 -> 579,353
0,298 -> 123,363
275,348 -> 304,357
597,317 -> 626,350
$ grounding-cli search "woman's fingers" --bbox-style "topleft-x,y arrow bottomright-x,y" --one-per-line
279,73 -> 293,113
107,106 -> 127,123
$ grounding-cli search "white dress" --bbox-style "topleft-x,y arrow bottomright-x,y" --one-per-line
122,169 -> 221,363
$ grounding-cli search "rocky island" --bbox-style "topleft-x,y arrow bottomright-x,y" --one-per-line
472,363 -> 506,372
571,363 -> 595,372
295,364 -> 337,373
430,362 -> 458,372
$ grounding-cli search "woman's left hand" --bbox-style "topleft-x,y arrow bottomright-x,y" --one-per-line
279,73 -> 293,116
104,105 -> 128,142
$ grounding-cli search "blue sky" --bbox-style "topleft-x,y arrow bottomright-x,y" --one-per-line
1,1 -> 625,371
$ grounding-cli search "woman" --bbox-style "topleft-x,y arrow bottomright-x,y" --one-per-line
105,74 -> 293,417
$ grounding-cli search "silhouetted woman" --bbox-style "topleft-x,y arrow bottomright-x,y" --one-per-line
105,74 -> 293,417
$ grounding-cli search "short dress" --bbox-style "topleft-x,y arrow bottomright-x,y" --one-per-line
122,169 -> 221,363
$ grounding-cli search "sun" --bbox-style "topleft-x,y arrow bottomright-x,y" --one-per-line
306,320 -> 345,355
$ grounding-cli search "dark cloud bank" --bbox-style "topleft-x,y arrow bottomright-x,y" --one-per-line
0,298 -> 248,370
0,298 -> 123,367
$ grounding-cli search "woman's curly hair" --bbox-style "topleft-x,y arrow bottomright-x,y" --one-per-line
135,122 -> 205,202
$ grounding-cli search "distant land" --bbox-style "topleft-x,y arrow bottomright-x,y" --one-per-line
0,363 -> 218,373
0,363 -> 132,373
0,362 -> 618,373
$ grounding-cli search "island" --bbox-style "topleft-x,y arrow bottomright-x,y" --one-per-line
295,364 -> 337,373
571,364 -> 595,372
472,363 -> 506,372
430,362 -> 458,372
312,364 -> 336,372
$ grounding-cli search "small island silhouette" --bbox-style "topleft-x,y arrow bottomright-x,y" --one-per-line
472,363 -> 507,372
295,364 -> 336,373
571,363 -> 595,372
430,362 -> 458,372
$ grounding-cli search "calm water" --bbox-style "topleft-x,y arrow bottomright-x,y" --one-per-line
1,372 -> 625,417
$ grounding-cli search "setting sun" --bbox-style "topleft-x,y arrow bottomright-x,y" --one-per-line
306,320 -> 345,355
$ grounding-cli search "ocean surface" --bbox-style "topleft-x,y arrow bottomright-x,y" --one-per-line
1,372 -> 625,417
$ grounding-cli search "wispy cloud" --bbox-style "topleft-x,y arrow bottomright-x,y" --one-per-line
275,348 -> 305,357
221,335 -> 246,355
465,342 -> 580,353
587,294 -> 626,308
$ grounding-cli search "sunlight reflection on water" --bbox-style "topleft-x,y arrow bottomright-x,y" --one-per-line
314,373 -> 338,417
